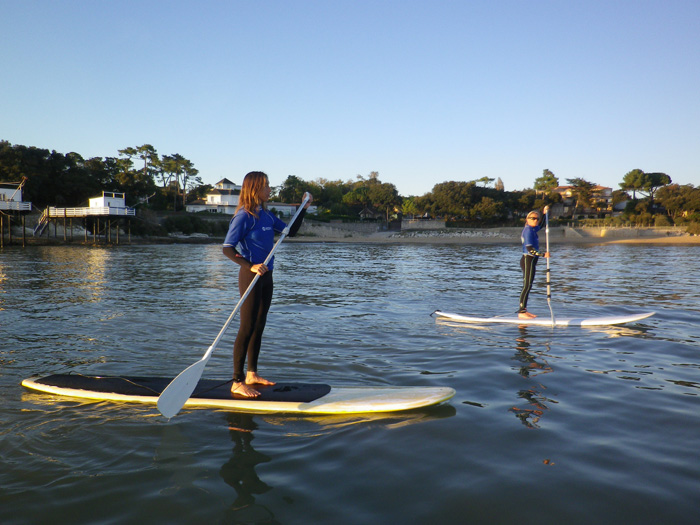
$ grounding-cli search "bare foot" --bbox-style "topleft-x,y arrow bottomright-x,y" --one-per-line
231,382 -> 260,398
246,372 -> 276,386
518,311 -> 536,319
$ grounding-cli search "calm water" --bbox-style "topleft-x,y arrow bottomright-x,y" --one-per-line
1,241 -> 699,524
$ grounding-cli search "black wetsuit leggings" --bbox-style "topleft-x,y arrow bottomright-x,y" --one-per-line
519,255 -> 539,313
233,269 -> 274,383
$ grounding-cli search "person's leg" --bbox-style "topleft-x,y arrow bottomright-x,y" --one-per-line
231,269 -> 265,397
518,256 -> 538,318
245,272 -> 274,385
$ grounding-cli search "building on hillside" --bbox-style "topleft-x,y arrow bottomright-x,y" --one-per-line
358,207 -> 383,220
551,185 -> 613,218
186,178 -> 318,216
186,178 -> 241,214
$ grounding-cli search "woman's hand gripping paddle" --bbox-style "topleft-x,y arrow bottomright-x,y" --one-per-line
545,209 -> 555,327
157,194 -> 311,418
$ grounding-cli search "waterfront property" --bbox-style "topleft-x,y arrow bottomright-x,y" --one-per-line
34,191 -> 135,244
551,184 -> 614,218
0,178 -> 32,212
186,178 -> 241,214
0,178 -> 32,247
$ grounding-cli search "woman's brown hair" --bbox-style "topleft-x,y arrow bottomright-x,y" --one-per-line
235,171 -> 269,218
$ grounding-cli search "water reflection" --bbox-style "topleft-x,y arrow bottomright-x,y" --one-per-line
509,328 -> 557,429
216,405 -> 455,523
0,261 -> 6,310
220,413 -> 276,524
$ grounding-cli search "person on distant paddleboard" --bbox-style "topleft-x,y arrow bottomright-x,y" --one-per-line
518,206 -> 550,319
223,171 -> 312,398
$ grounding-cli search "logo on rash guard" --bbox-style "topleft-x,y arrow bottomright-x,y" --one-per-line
262,226 -> 272,231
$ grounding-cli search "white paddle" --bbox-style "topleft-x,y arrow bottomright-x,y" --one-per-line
157,193 -> 311,418
545,209 -> 555,327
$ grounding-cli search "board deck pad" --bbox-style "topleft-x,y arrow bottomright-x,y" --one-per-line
27,374 -> 330,403
433,310 -> 655,327
22,374 -> 455,415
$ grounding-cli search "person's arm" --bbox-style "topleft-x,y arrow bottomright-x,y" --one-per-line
525,244 -> 546,257
222,246 -> 269,275
541,206 -> 550,258
276,193 -> 313,237
523,227 -> 547,257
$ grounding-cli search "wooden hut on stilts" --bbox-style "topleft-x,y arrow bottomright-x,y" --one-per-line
0,178 -> 32,248
33,191 -> 135,245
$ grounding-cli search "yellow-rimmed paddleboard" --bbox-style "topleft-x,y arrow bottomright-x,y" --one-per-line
22,374 -> 455,415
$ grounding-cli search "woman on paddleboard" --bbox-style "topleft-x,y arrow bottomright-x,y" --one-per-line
223,171 -> 312,398
518,205 -> 550,320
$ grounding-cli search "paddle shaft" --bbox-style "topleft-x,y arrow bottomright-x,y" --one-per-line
545,210 -> 555,326
157,194 -> 311,418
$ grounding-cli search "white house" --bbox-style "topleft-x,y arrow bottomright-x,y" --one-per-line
0,180 -> 32,211
186,178 -> 241,214
89,191 -> 129,209
186,178 -> 317,216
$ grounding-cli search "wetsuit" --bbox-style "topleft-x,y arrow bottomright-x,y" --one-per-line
518,215 -> 546,313
223,206 -> 306,383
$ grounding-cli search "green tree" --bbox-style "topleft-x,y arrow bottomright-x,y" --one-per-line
656,184 -> 700,220
534,169 -> 559,193
474,176 -> 495,187
640,172 -> 672,206
119,144 -> 159,185
427,181 -> 477,217
160,154 -> 200,209
368,182 -> 400,221
109,156 -> 158,204
342,186 -> 370,209
276,175 -> 311,203
620,169 -> 646,200
565,178 -> 595,217
471,196 -> 503,222
401,197 -> 418,218
313,178 -> 349,211
612,189 -> 630,209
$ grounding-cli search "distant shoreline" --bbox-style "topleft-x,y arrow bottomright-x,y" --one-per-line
286,233 -> 700,246
8,226 -> 700,247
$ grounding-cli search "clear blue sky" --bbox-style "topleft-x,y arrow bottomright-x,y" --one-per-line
2,0 -> 699,197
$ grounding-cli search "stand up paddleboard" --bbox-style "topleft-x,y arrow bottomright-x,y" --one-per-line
433,310 -> 654,327
21,374 -> 455,415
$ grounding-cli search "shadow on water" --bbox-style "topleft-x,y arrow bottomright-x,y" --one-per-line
152,403 -> 456,524
219,413 -> 277,525
508,327 -> 557,429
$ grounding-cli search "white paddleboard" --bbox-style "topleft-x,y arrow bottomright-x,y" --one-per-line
433,310 -> 655,327
21,374 -> 455,415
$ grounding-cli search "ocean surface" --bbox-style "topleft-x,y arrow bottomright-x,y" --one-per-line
1,241 -> 699,524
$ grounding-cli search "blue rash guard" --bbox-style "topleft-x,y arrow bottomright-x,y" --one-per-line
521,223 -> 545,256
223,208 -> 288,270
223,207 -> 304,270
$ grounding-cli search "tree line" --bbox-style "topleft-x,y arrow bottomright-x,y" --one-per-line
0,141 -> 200,210
2,141 -> 699,231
